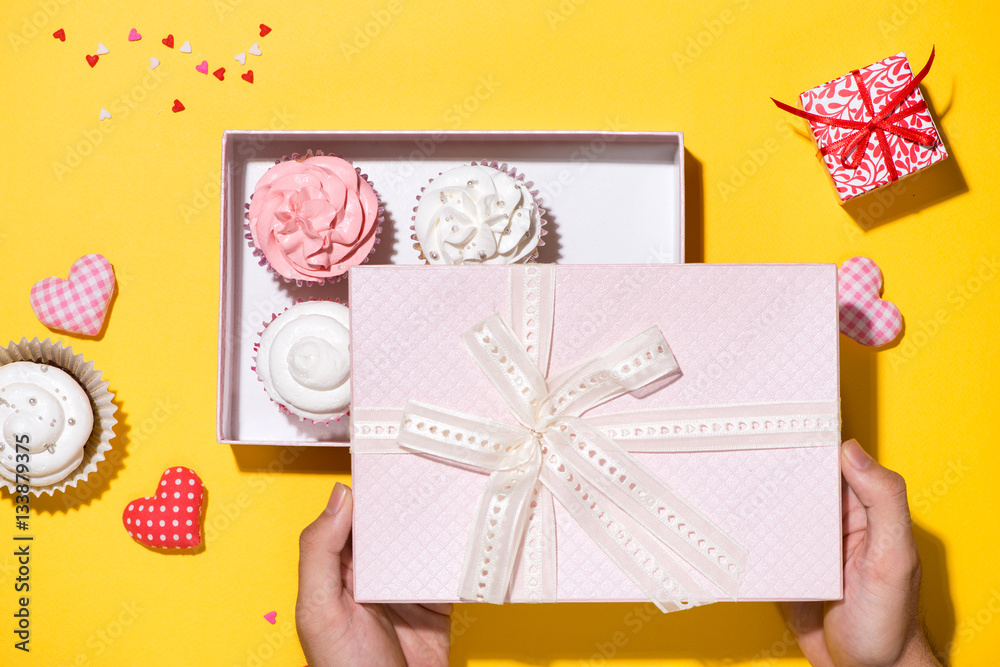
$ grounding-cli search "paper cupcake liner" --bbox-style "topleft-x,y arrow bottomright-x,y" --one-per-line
0,338 -> 117,497
251,298 -> 349,425
411,159 -> 548,265
245,149 -> 385,287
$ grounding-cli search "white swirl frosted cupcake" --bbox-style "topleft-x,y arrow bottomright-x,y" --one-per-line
0,338 -> 117,497
411,161 -> 546,264
253,300 -> 351,424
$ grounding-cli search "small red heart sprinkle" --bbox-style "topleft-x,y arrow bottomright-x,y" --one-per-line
86,54 -> 99,67
128,28 -> 141,41
172,99 -> 185,112
162,34 -> 174,48
259,24 -> 271,37
242,70 -> 254,83
213,67 -> 225,80
53,28 -> 65,41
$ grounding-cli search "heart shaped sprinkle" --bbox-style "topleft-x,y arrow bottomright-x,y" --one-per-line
122,467 -> 205,550
99,108 -> 111,121
86,54 -> 99,67
162,34 -> 174,48
263,611 -> 277,624
53,28 -> 65,41
96,42 -> 109,55
196,60 -> 208,74
30,254 -> 116,336
179,40 -> 191,53
838,256 -> 903,347
128,28 -> 141,41
234,52 -> 246,65
213,67 -> 225,80
150,56 -> 159,69
259,24 -> 271,37
241,70 -> 253,83
172,99 -> 185,112
248,42 -> 262,56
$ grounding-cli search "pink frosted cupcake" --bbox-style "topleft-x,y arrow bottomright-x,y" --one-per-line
252,300 -> 350,424
246,151 -> 382,285
411,160 -> 546,264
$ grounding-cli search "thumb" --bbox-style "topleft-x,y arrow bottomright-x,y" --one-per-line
840,439 -> 914,556
297,483 -> 353,618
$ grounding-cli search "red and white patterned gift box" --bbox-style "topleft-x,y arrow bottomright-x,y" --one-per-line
774,50 -> 948,203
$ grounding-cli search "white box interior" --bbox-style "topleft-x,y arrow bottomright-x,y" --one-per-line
218,131 -> 685,446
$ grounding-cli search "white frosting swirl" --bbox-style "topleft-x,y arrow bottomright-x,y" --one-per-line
256,301 -> 351,422
0,362 -> 94,487
413,165 -> 541,264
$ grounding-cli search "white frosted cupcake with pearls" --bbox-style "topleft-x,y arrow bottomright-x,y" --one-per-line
0,338 -> 117,497
411,160 -> 546,264
253,300 -> 351,424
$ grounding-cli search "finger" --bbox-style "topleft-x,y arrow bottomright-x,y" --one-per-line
297,483 -> 353,617
780,602 -> 835,667
341,533 -> 354,596
420,603 -> 454,616
839,439 -> 914,558
842,478 -> 867,537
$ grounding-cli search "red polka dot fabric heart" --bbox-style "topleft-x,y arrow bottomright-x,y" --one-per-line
123,467 -> 205,550
838,256 -> 903,347
30,254 -> 116,336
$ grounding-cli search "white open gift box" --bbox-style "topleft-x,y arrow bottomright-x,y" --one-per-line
217,131 -> 687,446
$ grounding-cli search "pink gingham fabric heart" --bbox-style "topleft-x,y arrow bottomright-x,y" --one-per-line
30,254 -> 116,336
838,256 -> 902,347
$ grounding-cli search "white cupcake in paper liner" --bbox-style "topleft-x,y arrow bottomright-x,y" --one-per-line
245,149 -> 384,287
252,299 -> 351,425
411,160 -> 547,264
0,338 -> 117,497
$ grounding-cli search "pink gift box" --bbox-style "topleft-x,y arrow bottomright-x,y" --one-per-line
349,264 -> 842,606
781,50 -> 947,203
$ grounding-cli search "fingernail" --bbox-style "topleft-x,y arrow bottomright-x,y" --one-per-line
843,439 -> 872,470
327,482 -> 347,515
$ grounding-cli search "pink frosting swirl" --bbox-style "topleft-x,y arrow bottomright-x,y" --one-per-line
248,156 -> 380,282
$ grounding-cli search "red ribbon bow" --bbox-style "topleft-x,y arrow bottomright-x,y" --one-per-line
772,48 -> 938,183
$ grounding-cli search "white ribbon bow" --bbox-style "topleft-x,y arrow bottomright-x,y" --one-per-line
397,268 -> 748,612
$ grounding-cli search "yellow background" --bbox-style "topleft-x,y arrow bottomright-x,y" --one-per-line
1,0 -> 998,664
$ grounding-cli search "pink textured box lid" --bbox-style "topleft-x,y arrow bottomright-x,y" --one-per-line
349,264 -> 842,604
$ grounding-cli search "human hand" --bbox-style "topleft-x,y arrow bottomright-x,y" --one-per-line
296,483 -> 452,667
783,439 -> 939,667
